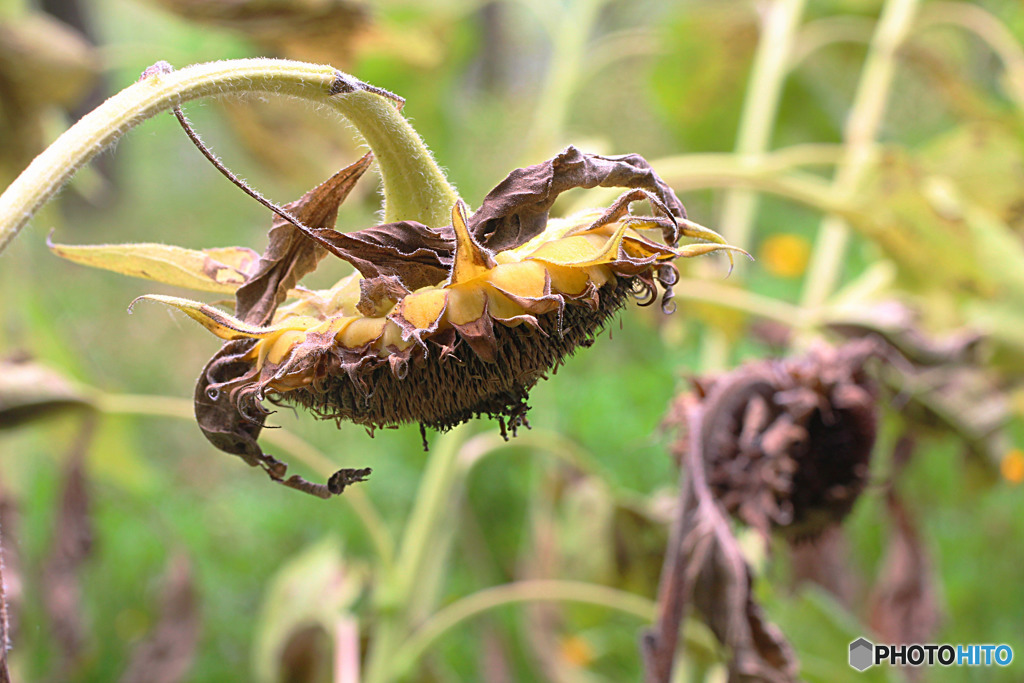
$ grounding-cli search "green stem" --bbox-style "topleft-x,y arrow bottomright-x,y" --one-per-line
390,580 -> 656,677
701,0 -> 806,371
800,0 -> 921,309
789,16 -> 875,68
672,277 -> 806,326
915,2 -> 1024,107
524,0 -> 606,158
569,151 -> 851,220
93,391 -> 396,570
718,0 -> 808,251
0,58 -> 459,253
363,425 -> 470,683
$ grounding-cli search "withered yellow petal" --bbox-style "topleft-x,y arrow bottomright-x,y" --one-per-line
528,223 -> 630,267
50,239 -> 259,294
337,317 -> 387,348
445,285 -> 487,325
487,261 -> 549,299
397,289 -> 449,330
485,287 -> 528,320
130,294 -> 315,340
543,264 -> 590,296
448,200 -> 496,285
678,243 -> 752,261
264,330 -> 308,365
678,217 -> 730,245
380,320 -> 413,350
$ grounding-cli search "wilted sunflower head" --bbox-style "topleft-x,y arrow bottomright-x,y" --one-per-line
665,340 -> 879,540
55,146 -> 744,495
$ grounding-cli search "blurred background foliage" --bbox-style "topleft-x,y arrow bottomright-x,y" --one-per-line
1,0 -> 1024,681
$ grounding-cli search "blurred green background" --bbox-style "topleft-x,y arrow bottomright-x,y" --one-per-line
2,0 -> 1024,681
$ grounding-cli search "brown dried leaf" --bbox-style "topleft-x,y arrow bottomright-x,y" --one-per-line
645,402 -> 798,683
787,527 -> 855,607
43,418 -> 95,674
191,155 -> 378,495
300,147 -> 693,291
686,483 -> 798,682
119,554 -> 200,683
868,492 -> 940,650
469,146 -> 687,252
149,0 -> 370,67
195,343 -> 371,499
235,153 -> 373,325
828,302 -> 1009,460
357,275 -> 410,317
194,340 -> 264,466
313,220 -> 454,291
0,356 -> 93,428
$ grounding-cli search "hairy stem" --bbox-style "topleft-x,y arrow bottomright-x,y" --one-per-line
0,58 -> 459,254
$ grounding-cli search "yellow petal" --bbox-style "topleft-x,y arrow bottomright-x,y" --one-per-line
130,294 -> 316,340
485,286 -> 528,320
445,285 -> 487,325
448,200 -> 496,285
677,217 -> 730,244
527,223 -> 631,268
50,238 -> 259,294
544,264 -> 590,296
486,261 -> 549,299
396,289 -> 449,330
380,320 -> 412,350
678,243 -> 752,259
264,330 -> 308,365
337,317 -> 387,348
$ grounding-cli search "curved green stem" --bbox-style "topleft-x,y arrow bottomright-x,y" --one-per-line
93,391 -> 396,570
0,58 -> 459,253
523,0 -> 607,158
915,2 -> 1024,107
391,580 -> 656,677
790,16 -> 875,67
800,0 -> 921,309
672,277 -> 807,326
363,425 -> 470,683
718,0 -> 808,251
566,149 -> 852,219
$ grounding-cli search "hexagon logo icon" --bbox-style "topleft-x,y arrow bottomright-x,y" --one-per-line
849,638 -> 874,671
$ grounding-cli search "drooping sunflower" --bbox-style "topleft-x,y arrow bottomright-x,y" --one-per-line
54,132 -> 743,496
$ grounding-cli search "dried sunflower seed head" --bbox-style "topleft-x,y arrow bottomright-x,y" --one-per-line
665,340 -> 879,540
165,183 -> 740,440
56,144 -> 745,495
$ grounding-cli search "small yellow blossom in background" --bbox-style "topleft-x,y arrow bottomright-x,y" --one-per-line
759,233 -> 811,278
1001,449 -> 1024,485
559,634 -> 595,668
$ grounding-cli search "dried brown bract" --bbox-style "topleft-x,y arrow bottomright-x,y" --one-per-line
665,340 -> 880,540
